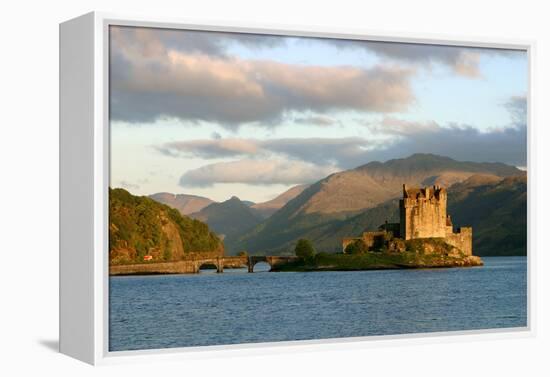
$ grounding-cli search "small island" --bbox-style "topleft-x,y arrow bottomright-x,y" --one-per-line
272,184 -> 483,272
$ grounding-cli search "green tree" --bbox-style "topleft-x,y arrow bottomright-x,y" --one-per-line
345,239 -> 369,255
295,239 -> 315,259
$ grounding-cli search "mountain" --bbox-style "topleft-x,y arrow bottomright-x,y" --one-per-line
447,174 -> 527,256
109,188 -> 223,264
190,196 -> 263,251
235,154 -> 524,255
298,153 -> 521,215
251,184 -> 310,219
149,192 -> 215,215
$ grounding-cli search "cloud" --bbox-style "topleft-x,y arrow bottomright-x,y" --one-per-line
366,42 -> 483,78
504,95 -> 527,126
110,26 -> 286,58
159,137 -> 374,167
260,138 -> 375,167
110,28 -> 415,127
321,38 -> 522,78
171,121 -> 526,187
369,116 -> 440,135
154,89 -> 527,187
294,114 -> 338,126
363,118 -> 526,166
118,180 -> 140,190
179,159 -> 337,187
162,93 -> 527,172
176,121 -> 526,186
355,95 -> 527,166
159,139 -> 261,159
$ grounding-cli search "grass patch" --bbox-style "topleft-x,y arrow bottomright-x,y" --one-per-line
273,250 -> 469,272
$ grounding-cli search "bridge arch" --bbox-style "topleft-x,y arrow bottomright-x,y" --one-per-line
248,260 -> 272,273
190,256 -> 299,273
247,256 -> 268,273
195,258 -> 224,273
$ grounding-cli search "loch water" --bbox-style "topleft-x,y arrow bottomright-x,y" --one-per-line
109,256 -> 527,351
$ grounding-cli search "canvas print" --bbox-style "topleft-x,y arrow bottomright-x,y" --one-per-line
108,25 -> 528,352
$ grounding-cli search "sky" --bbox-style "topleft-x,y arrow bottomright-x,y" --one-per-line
109,26 -> 528,203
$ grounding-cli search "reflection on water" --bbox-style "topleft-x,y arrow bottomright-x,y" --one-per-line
109,256 -> 527,351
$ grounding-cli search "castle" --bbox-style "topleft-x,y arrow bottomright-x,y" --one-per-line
342,184 -> 472,255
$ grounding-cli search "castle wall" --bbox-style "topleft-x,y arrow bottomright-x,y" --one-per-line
342,237 -> 362,252
362,231 -> 387,250
342,231 -> 387,252
445,227 -> 472,256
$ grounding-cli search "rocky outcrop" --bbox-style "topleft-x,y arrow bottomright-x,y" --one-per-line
110,188 -> 223,265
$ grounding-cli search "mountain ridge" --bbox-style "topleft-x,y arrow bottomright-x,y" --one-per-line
149,192 -> 215,215
235,154 -> 524,255
190,196 -> 263,245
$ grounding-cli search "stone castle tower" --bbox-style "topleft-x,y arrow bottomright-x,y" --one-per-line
399,184 -> 451,240
342,183 -> 473,256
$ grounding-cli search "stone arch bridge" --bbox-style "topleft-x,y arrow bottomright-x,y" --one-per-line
109,255 -> 299,276
194,255 -> 299,273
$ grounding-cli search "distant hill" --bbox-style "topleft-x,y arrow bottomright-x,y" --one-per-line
235,154 -> 524,255
251,184 -> 310,219
149,192 -> 215,215
109,188 -> 223,264
447,174 -> 527,256
190,196 -> 263,252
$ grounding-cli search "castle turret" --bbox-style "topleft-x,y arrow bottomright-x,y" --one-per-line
399,184 -> 448,240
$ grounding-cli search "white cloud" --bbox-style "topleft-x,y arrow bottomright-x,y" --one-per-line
179,159 -> 338,187
118,180 -> 140,190
110,29 -> 415,127
159,137 -> 374,168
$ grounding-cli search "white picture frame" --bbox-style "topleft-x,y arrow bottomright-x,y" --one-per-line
59,11 -> 536,365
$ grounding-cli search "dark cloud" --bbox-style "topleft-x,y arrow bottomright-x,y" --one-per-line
319,38 -> 523,78
364,119 -> 526,166
366,95 -> 527,166
504,95 -> 527,126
